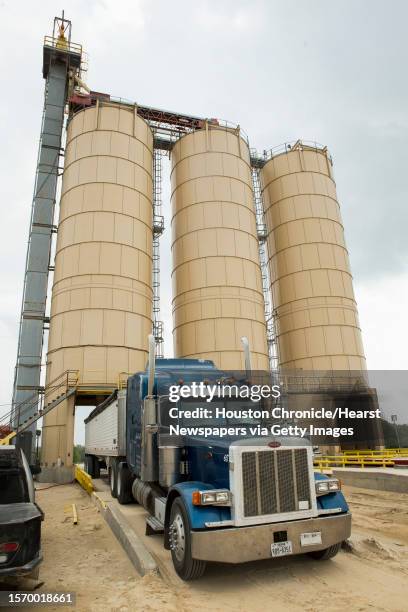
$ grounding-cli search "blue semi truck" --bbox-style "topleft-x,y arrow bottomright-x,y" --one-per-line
84,336 -> 351,580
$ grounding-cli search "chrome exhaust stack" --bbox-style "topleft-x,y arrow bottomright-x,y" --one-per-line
141,334 -> 158,482
147,333 -> 156,397
241,336 -> 252,375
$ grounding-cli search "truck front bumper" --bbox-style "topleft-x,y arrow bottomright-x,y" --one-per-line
191,512 -> 351,563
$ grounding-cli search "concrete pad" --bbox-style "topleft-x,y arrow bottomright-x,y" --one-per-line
91,477 -> 183,585
91,482 -> 158,577
333,467 -> 408,493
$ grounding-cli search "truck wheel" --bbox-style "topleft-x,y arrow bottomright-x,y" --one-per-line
169,497 -> 206,580
117,463 -> 133,504
110,459 -> 118,498
85,455 -> 95,478
308,542 -> 342,560
93,457 -> 100,479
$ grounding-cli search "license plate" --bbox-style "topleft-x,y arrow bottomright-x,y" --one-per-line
271,541 -> 293,557
300,531 -> 322,547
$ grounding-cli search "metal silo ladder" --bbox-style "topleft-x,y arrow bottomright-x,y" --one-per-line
251,166 -> 278,370
152,146 -> 165,357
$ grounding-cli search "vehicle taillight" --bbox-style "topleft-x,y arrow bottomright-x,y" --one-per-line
0,542 -> 19,553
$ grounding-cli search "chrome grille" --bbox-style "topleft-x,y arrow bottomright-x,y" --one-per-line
242,452 -> 258,517
241,448 -> 311,518
277,450 -> 296,512
295,446 -> 311,502
259,451 -> 277,514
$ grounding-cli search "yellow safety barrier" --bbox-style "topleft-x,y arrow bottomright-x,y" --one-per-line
342,448 -> 408,457
313,453 -> 397,472
74,465 -> 94,494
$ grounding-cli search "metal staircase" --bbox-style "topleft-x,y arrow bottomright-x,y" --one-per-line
0,370 -> 79,446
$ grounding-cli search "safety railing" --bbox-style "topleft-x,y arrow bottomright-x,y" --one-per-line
264,139 -> 331,161
41,369 -> 79,405
314,453 -> 403,472
0,370 -> 79,431
279,372 -> 368,394
213,119 -> 250,145
43,35 -> 82,56
342,448 -> 408,457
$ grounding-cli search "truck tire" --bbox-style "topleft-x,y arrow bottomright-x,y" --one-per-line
93,457 -> 100,479
308,542 -> 342,560
110,459 -> 118,498
85,455 -> 95,478
117,463 -> 133,504
169,497 -> 206,580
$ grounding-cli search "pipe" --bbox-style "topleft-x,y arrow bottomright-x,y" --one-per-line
74,74 -> 90,93
241,336 -> 252,373
147,334 -> 156,397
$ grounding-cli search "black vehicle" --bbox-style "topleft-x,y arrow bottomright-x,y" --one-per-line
0,446 -> 43,579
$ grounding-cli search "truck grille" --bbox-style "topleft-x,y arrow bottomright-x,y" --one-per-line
241,448 -> 311,517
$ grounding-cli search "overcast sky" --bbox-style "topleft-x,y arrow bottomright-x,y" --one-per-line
1,1 -> 407,434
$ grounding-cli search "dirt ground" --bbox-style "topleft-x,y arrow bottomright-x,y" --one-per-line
1,484 -> 178,612
1,483 -> 407,612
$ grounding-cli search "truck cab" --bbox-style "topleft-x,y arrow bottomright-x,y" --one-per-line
118,355 -> 351,580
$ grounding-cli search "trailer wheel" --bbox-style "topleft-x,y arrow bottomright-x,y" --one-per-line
117,463 -> 133,504
93,457 -> 100,479
169,497 -> 206,580
308,542 -> 342,560
109,459 -> 118,498
85,455 -> 95,478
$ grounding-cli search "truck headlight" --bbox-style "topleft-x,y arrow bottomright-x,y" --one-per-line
192,489 -> 232,506
315,479 -> 341,496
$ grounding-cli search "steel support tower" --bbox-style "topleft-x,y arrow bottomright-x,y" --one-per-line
12,17 -> 82,437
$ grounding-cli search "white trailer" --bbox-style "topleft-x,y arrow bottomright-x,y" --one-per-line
84,389 -> 126,480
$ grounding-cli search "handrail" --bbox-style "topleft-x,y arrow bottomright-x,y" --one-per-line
264,140 -> 332,162
278,372 -> 368,393
313,451 -> 407,472
0,370 -> 79,430
43,35 -> 82,56
342,448 -> 408,456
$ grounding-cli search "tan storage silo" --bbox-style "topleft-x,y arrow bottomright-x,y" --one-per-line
260,142 -> 366,371
41,102 -> 153,472
171,124 -> 269,370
